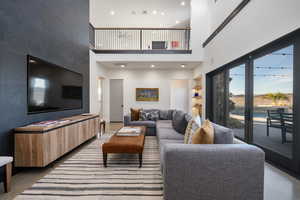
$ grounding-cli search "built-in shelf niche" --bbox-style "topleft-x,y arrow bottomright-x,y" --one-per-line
192,76 -> 203,117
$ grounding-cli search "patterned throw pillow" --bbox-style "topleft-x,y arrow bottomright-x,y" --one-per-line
139,110 -> 160,121
184,120 -> 194,144
149,111 -> 160,121
139,110 -> 148,121
184,120 -> 200,144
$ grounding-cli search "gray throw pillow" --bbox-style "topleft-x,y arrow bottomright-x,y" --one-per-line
172,110 -> 191,134
159,110 -> 169,120
167,109 -> 175,120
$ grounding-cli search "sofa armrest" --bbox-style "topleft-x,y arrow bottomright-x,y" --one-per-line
124,114 -> 131,126
162,144 -> 265,200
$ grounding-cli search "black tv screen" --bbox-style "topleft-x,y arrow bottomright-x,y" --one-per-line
27,55 -> 83,114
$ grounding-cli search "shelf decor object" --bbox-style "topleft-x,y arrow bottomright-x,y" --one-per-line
192,76 -> 203,117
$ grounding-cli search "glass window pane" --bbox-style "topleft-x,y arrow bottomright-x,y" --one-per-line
253,45 -> 293,159
229,64 -> 246,140
212,72 -> 226,125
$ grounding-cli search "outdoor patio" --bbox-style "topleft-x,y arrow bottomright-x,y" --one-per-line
234,121 -> 293,159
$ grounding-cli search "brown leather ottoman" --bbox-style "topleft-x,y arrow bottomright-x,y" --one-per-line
102,126 -> 146,167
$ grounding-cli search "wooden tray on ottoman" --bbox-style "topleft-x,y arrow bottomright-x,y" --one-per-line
102,126 -> 146,168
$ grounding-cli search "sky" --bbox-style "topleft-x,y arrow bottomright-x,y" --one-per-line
229,45 -> 293,96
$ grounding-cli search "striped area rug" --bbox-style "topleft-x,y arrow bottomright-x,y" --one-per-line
15,135 -> 163,200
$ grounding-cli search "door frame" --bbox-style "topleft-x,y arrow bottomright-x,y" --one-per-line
97,76 -> 105,118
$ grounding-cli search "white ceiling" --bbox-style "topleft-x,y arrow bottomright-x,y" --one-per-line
99,62 -> 200,70
90,0 -> 191,28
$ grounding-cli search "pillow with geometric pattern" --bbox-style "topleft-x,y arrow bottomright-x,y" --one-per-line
184,120 -> 200,144
139,110 -> 160,121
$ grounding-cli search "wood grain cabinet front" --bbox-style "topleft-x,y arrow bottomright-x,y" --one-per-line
14,115 -> 100,167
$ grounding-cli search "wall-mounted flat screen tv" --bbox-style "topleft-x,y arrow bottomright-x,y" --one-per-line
27,55 -> 83,114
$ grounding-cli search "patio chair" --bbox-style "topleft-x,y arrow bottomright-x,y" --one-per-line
266,109 -> 282,136
280,113 -> 293,144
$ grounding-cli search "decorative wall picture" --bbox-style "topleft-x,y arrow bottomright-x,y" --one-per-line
136,88 -> 159,101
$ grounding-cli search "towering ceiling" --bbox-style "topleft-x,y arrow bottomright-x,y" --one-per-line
90,0 -> 191,28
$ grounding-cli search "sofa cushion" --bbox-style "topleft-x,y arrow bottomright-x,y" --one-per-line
159,110 -> 169,120
213,123 -> 234,144
192,120 -> 214,144
156,120 -> 172,129
128,120 -> 156,128
172,110 -> 192,135
159,110 -> 175,120
167,110 -> 175,120
157,127 -> 184,141
130,108 -> 141,121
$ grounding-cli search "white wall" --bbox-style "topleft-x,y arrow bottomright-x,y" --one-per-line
203,0 -> 300,73
207,0 -> 243,32
90,65 -> 193,121
89,51 -> 110,117
170,80 -> 190,112
194,0 -> 300,119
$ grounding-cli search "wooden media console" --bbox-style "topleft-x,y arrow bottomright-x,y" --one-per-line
14,114 -> 100,167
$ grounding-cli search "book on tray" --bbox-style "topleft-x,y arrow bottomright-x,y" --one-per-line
116,127 -> 142,136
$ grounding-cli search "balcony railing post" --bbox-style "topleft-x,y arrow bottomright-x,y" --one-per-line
140,29 -> 143,50
186,29 -> 191,50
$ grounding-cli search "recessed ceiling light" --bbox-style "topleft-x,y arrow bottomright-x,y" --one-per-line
150,64 -> 155,68
180,1 -> 186,6
120,64 -> 125,68
152,10 -> 157,15
110,10 -> 115,15
181,64 -> 186,68
161,12 -> 165,16
176,20 -> 180,24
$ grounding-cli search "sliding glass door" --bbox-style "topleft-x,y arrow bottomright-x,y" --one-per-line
252,45 -> 294,159
207,30 -> 300,174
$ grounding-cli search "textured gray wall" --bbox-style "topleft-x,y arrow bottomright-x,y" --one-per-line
0,0 -> 90,173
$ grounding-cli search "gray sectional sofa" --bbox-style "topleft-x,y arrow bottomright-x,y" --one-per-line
124,109 -> 265,200
124,109 -> 176,136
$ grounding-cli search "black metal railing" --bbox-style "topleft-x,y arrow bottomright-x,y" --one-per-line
89,26 -> 191,54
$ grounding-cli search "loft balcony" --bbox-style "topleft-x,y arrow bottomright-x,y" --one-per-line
89,25 -> 192,54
